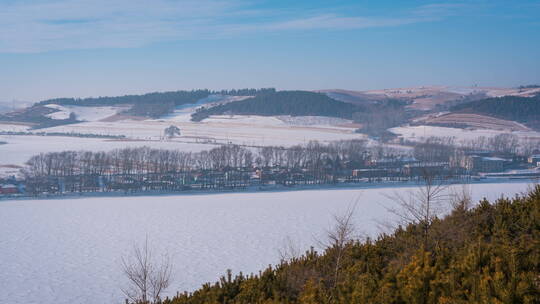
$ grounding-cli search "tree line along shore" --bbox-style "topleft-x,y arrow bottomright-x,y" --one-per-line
2,136 -> 540,197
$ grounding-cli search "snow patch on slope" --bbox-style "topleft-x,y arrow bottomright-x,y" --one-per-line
162,95 -> 252,122
390,125 -> 540,142
44,104 -> 128,121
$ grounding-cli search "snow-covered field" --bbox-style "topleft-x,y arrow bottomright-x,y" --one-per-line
0,114 -> 361,159
0,135 -> 217,170
0,122 -> 32,132
0,114 -> 363,173
390,125 -> 540,142
39,115 -> 363,145
0,182 -> 533,304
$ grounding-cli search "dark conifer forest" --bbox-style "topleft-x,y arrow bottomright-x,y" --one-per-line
37,90 -> 212,107
191,91 -> 362,121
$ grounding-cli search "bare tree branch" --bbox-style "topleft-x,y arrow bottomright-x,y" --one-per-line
318,202 -> 358,289
121,237 -> 173,304
384,168 -> 451,249
277,236 -> 302,263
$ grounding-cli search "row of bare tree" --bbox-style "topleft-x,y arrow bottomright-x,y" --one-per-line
410,134 -> 540,162
23,134 -> 535,180
23,140 -> 372,178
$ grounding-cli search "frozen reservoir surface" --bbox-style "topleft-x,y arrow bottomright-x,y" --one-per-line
0,182 -> 534,304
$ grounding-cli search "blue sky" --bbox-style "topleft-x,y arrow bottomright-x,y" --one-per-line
0,0 -> 539,102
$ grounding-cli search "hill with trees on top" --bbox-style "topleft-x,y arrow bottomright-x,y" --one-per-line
451,94 -> 540,129
191,91 -> 363,121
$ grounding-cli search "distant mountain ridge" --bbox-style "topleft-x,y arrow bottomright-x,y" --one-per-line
0,88 -> 276,127
1,86 -> 539,132
36,88 -> 275,107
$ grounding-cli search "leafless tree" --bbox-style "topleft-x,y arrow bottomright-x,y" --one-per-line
413,136 -> 456,162
277,236 -> 302,263
520,138 -> 540,156
121,238 -> 173,304
488,133 -> 519,154
383,170 -> 452,304
321,203 -> 357,288
449,184 -> 472,211
385,169 -> 450,249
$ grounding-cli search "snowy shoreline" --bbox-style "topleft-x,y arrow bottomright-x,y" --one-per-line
2,177 -> 536,202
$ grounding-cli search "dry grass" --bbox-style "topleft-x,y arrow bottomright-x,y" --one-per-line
421,113 -> 530,131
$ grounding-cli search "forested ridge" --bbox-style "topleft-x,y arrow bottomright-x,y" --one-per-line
37,90 -> 212,107
451,94 -> 540,129
191,91 -> 362,121
160,186 -> 540,304
33,88 -> 275,118
36,88 -> 275,107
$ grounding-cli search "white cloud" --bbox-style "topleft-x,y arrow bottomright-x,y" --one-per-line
264,14 -> 422,31
0,0 -> 461,53
0,0 -> 242,52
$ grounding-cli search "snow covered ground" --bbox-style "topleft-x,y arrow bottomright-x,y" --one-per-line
0,182 -> 533,304
0,114 -> 363,173
0,122 -> 32,132
44,104 -> 129,121
0,135 -> 217,170
36,115 -> 363,146
390,125 -> 540,142
35,114 -> 362,144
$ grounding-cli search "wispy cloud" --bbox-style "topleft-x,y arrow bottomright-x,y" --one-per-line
0,0 -> 465,53
264,14 -> 421,31
414,2 -> 470,18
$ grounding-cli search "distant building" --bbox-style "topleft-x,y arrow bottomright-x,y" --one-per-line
0,184 -> 19,195
370,156 -> 418,168
469,156 -> 505,172
403,162 -> 449,176
451,151 -> 508,173
528,155 -> 540,164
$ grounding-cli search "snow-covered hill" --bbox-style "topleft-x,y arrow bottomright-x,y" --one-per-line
44,104 -> 129,121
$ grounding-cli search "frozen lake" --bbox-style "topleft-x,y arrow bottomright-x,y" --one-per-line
0,182 -> 533,304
